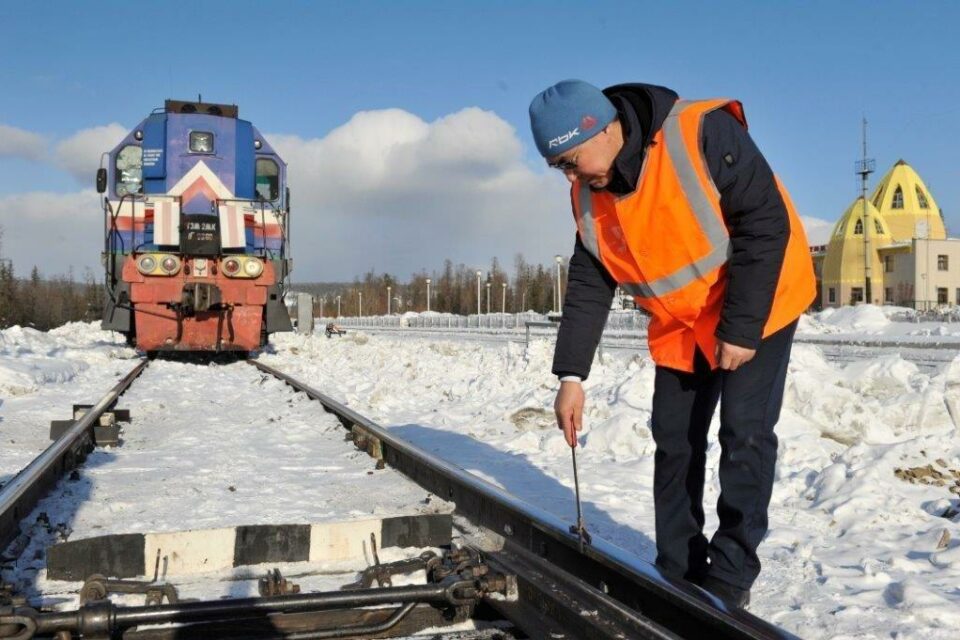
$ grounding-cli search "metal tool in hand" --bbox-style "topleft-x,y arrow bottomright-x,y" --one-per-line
568,443 -> 592,553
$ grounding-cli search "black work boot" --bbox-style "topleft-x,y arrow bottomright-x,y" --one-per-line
701,576 -> 750,609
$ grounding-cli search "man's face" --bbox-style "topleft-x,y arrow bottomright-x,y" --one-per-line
547,126 -> 617,188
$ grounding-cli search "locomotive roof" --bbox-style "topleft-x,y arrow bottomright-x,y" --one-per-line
164,99 -> 238,119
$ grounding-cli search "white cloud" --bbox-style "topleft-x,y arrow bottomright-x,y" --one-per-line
54,123 -> 128,184
0,124 -> 46,161
0,109 -> 575,281
0,190 -> 104,277
0,112 -> 844,283
801,215 -> 835,245
267,107 -> 572,280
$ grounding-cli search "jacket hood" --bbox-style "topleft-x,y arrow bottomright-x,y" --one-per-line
600,83 -> 679,195
603,82 -> 679,145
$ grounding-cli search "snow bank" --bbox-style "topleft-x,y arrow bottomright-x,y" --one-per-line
1,322 -> 137,480
815,305 -> 891,332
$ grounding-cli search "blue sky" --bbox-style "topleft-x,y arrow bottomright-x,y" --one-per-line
1,1 -> 957,280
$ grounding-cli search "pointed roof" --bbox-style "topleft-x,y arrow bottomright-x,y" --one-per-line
869,159 -> 944,240
828,196 -> 890,243
822,196 -> 890,290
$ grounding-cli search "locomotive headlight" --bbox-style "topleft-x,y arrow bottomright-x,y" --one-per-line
136,253 -> 181,276
137,255 -> 157,274
223,257 -> 242,276
243,258 -> 263,277
160,255 -> 181,274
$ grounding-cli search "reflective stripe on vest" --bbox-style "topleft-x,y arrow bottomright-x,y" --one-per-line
577,100 -> 732,299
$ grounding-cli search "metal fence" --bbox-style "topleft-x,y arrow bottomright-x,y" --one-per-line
317,310 -> 650,334
312,310 -> 960,374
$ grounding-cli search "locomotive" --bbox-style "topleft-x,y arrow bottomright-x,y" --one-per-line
98,99 -> 293,353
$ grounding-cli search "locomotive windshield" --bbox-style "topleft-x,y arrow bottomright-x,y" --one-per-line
189,131 -> 214,154
255,158 -> 279,201
115,145 -> 143,196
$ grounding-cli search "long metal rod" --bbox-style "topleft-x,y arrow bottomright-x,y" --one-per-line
571,445 -> 587,553
250,360 -> 799,640
285,602 -> 416,640
0,360 -> 148,551
32,584 -> 449,635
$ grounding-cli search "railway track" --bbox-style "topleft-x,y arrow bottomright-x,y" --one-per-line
0,358 -> 799,640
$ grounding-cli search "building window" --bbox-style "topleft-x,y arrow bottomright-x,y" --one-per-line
892,185 -> 904,209
938,255 -> 949,271
874,219 -> 884,235
828,288 -> 836,303
956,288 -> 960,304
916,186 -> 929,209
851,287 -> 864,303
884,255 -> 894,272
885,288 -> 893,303
854,218 -> 863,235
938,288 -> 948,305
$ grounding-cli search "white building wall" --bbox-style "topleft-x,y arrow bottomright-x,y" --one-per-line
881,238 -> 960,310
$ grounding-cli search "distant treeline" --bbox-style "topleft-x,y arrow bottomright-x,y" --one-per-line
0,264 -> 103,331
0,228 -> 103,330
293,255 -> 567,317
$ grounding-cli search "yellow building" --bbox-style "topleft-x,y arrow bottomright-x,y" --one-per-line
820,160 -> 951,309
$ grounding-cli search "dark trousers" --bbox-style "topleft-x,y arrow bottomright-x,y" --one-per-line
650,320 -> 797,590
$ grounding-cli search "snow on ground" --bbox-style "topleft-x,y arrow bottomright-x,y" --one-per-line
3,354 -> 452,610
799,304 -> 960,343
263,325 -> 960,640
3,319 -> 960,637
0,323 -> 137,485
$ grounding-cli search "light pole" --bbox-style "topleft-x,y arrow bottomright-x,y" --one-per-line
336,295 -> 341,317
475,270 -> 482,316
358,291 -> 363,318
554,255 -> 564,313
425,278 -> 431,312
486,282 -> 491,314
501,282 -> 507,313
387,286 -> 391,315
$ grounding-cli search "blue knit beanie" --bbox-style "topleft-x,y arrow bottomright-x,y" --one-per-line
529,80 -> 617,158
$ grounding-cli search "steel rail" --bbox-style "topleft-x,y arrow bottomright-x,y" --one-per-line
250,360 -> 800,640
0,360 -> 149,553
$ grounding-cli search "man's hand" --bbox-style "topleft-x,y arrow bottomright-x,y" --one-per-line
555,381 -> 585,448
716,340 -> 757,371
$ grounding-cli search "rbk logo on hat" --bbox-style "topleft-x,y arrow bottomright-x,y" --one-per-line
548,127 -> 580,149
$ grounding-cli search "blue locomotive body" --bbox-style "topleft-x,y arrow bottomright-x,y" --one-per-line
100,99 -> 293,352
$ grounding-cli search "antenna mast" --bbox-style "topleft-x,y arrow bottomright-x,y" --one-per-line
855,117 -> 876,304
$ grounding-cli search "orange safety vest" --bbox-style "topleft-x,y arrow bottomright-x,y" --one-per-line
571,98 -> 815,372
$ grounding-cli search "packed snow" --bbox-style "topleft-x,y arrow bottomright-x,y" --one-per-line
2,312 -> 960,638
799,304 -> 960,343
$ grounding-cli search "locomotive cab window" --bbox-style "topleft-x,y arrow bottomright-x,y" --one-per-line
189,131 -> 214,154
115,145 -> 143,196
256,158 -> 279,201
